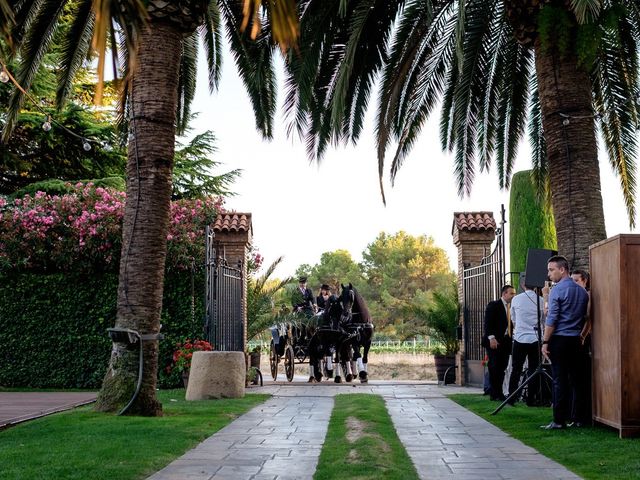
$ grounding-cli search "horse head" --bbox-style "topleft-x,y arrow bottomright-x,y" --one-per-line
339,283 -> 355,324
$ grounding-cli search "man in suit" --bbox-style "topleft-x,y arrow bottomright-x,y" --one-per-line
292,276 -> 316,317
483,284 -> 516,401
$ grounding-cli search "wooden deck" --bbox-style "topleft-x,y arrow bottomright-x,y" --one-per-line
0,392 -> 97,428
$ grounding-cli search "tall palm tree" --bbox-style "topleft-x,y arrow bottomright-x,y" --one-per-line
2,0 -> 296,415
286,0 -> 640,270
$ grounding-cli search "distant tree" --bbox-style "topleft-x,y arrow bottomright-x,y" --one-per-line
302,249 -> 365,294
172,130 -> 241,200
361,231 -> 453,295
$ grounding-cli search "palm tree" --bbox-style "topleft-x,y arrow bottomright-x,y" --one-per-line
246,256 -> 292,341
286,0 -> 640,270
2,1 -> 296,415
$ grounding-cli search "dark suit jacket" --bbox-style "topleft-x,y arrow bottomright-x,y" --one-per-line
482,299 -> 512,350
292,287 -> 315,312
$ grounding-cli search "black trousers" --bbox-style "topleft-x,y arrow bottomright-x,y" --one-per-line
486,342 -> 510,399
572,338 -> 592,423
508,340 -> 540,403
549,335 -> 587,424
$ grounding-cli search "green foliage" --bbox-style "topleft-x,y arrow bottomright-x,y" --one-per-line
538,5 -> 574,56
0,270 -> 206,389
315,394 -> 419,480
10,177 -> 126,199
0,105 -> 126,194
298,249 -> 365,293
509,170 -> 557,274
410,284 -> 459,355
0,390 -> 269,480
360,231 -> 455,333
246,256 -> 292,341
172,129 -> 242,200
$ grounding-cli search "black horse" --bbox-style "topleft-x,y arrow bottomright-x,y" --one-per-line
339,283 -> 374,383
306,295 -> 347,382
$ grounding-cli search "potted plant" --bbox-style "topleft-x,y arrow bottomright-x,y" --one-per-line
170,339 -> 213,388
412,284 -> 460,382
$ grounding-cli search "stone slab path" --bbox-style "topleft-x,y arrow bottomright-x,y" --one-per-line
148,380 -> 581,480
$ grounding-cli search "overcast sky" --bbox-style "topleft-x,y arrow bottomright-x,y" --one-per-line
189,46 -> 636,278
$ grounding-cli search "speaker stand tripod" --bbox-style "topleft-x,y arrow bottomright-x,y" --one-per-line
491,290 -> 552,415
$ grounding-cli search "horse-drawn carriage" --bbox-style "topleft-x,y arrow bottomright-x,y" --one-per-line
268,284 -> 374,383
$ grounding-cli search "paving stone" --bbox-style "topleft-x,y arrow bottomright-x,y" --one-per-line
146,382 -> 581,480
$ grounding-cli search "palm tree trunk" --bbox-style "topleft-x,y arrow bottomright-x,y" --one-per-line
534,37 -> 606,271
95,22 -> 183,415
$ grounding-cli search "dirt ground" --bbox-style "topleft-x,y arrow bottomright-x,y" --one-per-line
261,353 -> 438,381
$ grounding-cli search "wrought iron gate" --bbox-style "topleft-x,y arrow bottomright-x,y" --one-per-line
462,206 -> 506,365
204,225 -> 244,351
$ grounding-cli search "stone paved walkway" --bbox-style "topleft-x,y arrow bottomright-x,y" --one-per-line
148,380 -> 581,480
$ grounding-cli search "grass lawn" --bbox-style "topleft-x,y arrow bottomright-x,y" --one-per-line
314,393 -> 419,480
0,390 -> 269,480
450,394 -> 640,480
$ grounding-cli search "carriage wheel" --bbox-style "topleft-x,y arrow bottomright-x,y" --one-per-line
284,345 -> 295,382
269,340 -> 279,381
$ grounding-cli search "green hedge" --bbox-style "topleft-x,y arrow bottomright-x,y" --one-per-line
0,269 -> 205,389
509,170 -> 557,275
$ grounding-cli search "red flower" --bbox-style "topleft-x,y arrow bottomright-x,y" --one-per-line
170,338 -> 213,373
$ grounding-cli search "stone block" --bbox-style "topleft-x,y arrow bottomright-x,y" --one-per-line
185,351 -> 245,400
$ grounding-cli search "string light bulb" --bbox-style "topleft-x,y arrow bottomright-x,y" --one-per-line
0,68 -> 9,83
42,116 -> 52,132
82,140 -> 92,151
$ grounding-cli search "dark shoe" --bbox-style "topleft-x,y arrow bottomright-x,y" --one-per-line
541,421 -> 566,430
568,421 -> 584,428
506,399 -> 516,406
490,395 -> 506,402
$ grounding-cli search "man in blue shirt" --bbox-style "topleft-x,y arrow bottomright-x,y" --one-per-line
541,255 -> 589,429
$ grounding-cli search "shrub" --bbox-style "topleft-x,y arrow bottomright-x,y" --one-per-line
0,270 -> 206,389
0,183 -> 223,272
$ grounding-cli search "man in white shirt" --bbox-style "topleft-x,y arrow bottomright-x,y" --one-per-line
507,276 -> 543,405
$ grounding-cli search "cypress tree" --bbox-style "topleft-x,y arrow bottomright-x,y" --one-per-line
509,170 -> 557,275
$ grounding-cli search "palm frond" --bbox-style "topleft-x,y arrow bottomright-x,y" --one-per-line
176,32 -> 198,135
56,0 -> 94,108
221,0 -> 277,139
90,0 -> 146,105
199,1 -> 223,94
570,0 -> 603,24
528,80 -> 549,202
2,0 -> 67,142
592,9 -> 638,227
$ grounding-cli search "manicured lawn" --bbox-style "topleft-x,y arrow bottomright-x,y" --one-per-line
450,394 -> 640,480
0,390 -> 269,480
314,393 -> 419,480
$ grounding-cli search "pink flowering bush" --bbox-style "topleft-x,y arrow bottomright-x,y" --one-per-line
0,183 -> 223,272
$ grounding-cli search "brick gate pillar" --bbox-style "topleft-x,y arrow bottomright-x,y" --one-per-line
452,212 -> 496,385
212,213 -> 253,351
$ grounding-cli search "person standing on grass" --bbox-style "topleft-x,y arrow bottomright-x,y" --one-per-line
541,256 -> 589,430
507,276 -> 543,405
482,285 -> 516,401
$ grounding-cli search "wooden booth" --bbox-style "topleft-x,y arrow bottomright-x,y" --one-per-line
590,234 -> 640,438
